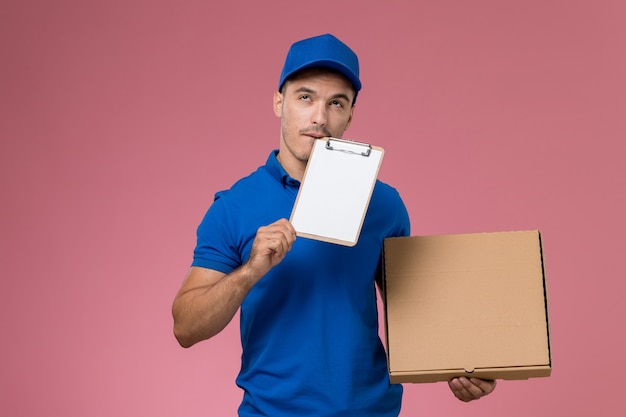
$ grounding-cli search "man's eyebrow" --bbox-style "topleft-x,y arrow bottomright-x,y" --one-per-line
293,86 -> 352,103
293,86 -> 316,95
329,93 -> 352,103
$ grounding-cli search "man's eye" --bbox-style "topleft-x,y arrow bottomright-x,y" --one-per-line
299,95 -> 311,101
331,100 -> 344,108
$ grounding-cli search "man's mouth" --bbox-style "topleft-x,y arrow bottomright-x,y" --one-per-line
301,129 -> 331,139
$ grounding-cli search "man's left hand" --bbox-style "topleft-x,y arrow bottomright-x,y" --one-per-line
448,377 -> 497,402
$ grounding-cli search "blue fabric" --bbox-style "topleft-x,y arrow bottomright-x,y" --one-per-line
278,33 -> 361,93
192,150 -> 410,416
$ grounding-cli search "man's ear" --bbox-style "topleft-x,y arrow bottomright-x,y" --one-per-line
273,91 -> 284,117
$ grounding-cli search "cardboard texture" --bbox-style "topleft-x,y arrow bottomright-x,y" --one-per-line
383,230 -> 551,383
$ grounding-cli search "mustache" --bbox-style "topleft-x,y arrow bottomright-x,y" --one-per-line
300,127 -> 332,137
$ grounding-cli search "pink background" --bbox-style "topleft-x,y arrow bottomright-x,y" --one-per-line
2,0 -> 625,415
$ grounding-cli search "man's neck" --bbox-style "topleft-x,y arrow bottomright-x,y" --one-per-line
276,151 -> 306,182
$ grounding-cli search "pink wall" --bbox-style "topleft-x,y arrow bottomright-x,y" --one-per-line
2,0 -> 624,415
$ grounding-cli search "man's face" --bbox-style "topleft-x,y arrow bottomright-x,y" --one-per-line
273,69 -> 355,179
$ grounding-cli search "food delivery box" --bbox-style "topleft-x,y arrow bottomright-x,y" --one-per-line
382,230 -> 552,383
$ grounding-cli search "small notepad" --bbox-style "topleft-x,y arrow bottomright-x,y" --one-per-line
290,138 -> 384,246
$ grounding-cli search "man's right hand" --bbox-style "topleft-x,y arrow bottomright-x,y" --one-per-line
244,218 -> 296,282
172,218 -> 296,348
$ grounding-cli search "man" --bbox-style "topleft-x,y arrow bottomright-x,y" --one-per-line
172,33 -> 496,416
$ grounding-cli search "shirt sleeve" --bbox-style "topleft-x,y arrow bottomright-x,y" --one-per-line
388,186 -> 411,238
191,193 -> 243,274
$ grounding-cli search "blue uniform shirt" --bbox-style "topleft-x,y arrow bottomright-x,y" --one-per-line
193,151 -> 410,416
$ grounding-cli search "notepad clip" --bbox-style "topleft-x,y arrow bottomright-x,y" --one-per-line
325,137 -> 372,157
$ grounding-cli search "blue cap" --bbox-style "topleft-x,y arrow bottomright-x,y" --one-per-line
278,34 -> 361,94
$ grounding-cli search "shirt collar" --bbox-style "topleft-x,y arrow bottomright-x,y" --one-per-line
265,150 -> 301,188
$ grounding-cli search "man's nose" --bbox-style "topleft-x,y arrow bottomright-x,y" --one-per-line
311,103 -> 327,126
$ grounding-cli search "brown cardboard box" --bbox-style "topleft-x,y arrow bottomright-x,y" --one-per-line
382,230 -> 552,383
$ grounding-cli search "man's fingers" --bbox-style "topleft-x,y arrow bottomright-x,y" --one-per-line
259,221 -> 296,254
470,377 -> 496,395
449,377 -> 496,402
249,219 -> 297,273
